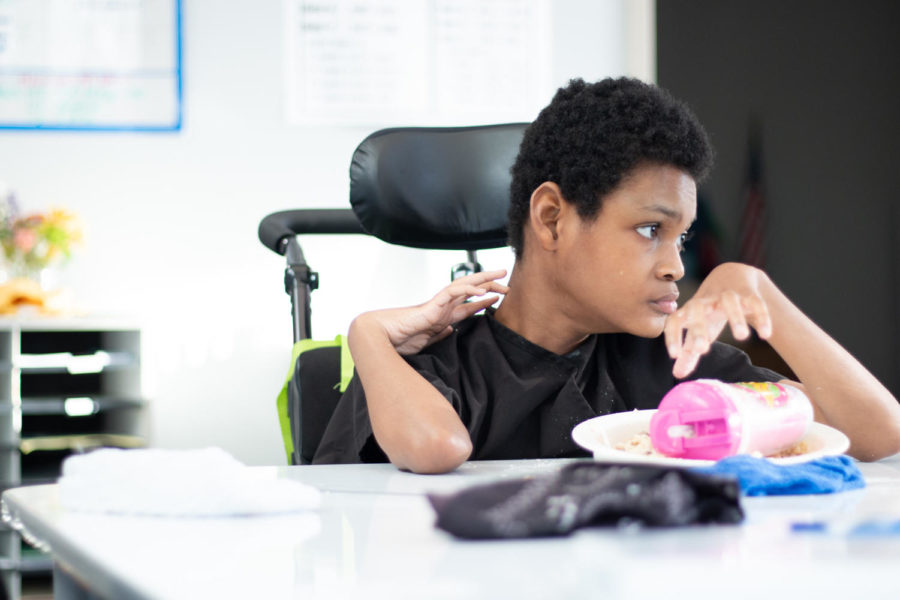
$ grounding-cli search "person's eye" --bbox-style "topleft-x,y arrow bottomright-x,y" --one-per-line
636,224 -> 659,240
678,230 -> 695,252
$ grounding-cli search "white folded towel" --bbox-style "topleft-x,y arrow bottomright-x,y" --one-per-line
58,447 -> 320,517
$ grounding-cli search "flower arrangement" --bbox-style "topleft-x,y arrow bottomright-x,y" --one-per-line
0,191 -> 82,281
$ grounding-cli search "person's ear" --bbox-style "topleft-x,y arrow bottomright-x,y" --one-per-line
529,182 -> 565,251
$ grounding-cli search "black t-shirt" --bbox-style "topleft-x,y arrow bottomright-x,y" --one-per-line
312,311 -> 783,464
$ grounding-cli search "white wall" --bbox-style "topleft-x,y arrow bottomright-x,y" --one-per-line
0,0 -> 653,465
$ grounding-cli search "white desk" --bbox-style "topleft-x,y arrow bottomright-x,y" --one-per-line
3,457 -> 900,600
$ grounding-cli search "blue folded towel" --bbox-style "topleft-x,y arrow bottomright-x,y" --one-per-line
692,455 -> 865,496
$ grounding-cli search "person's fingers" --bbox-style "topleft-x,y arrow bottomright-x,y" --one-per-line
463,281 -> 508,298
682,327 -> 709,358
473,268 -> 508,281
721,290 -> 750,340
434,270 -> 509,306
452,295 -> 500,321
436,280 -> 508,310
680,302 -> 714,356
463,285 -> 487,298
743,295 -> 773,338
481,281 -> 510,295
664,309 -> 687,358
672,348 -> 700,379
672,300 -> 728,379
454,269 -> 508,287
433,283 -> 484,309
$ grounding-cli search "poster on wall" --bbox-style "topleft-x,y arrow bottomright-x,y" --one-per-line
284,0 -> 552,127
0,0 -> 182,131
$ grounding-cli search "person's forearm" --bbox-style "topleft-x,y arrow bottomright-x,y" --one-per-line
349,312 -> 472,473
761,275 -> 900,460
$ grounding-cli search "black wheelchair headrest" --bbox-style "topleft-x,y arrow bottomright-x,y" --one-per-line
349,123 -> 529,251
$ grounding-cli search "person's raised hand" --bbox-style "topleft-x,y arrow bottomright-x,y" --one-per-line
664,262 -> 773,378
371,269 -> 509,355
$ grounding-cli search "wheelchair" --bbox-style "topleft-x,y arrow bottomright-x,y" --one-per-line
258,123 -> 528,464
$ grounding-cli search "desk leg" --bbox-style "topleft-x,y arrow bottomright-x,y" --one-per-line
1,570 -> 18,600
52,565 -> 101,600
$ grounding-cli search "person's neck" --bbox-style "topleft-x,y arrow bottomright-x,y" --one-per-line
494,259 -> 591,355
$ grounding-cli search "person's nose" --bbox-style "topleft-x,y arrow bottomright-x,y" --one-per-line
656,243 -> 685,282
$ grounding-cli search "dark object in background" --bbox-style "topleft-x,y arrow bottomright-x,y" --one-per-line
428,462 -> 743,539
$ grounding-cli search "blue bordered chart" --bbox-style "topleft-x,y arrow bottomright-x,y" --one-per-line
0,0 -> 182,132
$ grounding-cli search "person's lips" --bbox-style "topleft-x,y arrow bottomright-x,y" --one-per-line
650,293 -> 679,315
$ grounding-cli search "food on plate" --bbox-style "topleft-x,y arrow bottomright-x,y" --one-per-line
614,430 -> 810,459
767,440 -> 810,458
614,431 -> 665,457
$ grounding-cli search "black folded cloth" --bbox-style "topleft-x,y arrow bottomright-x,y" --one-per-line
428,462 -> 743,539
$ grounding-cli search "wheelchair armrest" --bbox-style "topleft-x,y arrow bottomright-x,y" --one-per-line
258,208 -> 367,255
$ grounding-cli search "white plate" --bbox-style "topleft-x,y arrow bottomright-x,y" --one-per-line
571,409 -> 850,468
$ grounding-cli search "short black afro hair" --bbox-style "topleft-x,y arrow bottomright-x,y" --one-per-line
507,77 -> 713,257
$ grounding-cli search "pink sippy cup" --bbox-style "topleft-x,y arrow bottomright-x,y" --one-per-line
648,379 -> 814,460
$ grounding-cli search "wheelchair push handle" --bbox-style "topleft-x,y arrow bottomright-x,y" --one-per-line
258,208 -> 366,255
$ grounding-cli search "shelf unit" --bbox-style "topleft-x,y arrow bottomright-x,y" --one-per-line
0,318 -> 145,600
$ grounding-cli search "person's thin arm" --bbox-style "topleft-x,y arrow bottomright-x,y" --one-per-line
349,312 -> 472,473
349,270 -> 508,473
759,278 -> 900,460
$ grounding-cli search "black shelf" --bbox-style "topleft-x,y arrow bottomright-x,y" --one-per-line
19,433 -> 146,454
17,548 -> 52,574
16,350 -> 138,374
20,330 -> 117,355
21,396 -> 145,416
1,325 -> 143,598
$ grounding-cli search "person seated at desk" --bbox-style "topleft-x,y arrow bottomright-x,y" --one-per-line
314,77 -> 900,473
